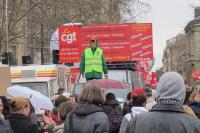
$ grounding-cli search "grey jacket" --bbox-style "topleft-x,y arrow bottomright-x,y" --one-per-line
53,123 -> 64,133
0,118 -> 12,133
64,102 -> 109,133
126,103 -> 200,133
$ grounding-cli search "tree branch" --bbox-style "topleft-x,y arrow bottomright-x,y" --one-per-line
8,32 -> 26,42
9,2 -> 39,31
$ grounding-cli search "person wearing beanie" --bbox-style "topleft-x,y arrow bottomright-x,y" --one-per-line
126,72 -> 200,133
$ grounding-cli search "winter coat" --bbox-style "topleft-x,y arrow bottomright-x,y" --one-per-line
53,123 -> 64,133
122,102 -> 131,116
0,96 -> 11,119
45,118 -> 64,133
80,46 -> 108,80
0,118 -> 12,133
145,97 -> 156,110
126,103 -> 200,133
119,107 -> 148,133
64,102 -> 109,133
189,101 -> 200,119
9,113 -> 39,133
102,99 -> 123,133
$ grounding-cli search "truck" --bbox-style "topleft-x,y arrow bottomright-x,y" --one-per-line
10,64 -> 68,98
51,23 -> 153,103
73,61 -> 144,105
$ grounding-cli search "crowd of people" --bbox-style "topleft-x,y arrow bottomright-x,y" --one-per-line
1,72 -> 200,133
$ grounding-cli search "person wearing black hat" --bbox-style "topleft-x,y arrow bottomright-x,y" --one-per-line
102,93 -> 123,133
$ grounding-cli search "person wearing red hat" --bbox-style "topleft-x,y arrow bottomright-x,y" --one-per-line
131,88 -> 145,97
80,36 -> 108,81
119,88 -> 147,133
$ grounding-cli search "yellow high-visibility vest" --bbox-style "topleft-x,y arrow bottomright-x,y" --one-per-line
85,48 -> 103,73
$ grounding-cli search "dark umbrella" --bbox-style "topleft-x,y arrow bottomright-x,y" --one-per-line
88,79 -> 129,89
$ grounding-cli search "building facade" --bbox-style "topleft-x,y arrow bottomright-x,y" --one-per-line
162,7 -> 200,86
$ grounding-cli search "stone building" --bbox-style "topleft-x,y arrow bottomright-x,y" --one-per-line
162,34 -> 187,74
184,8 -> 200,86
162,7 -> 200,86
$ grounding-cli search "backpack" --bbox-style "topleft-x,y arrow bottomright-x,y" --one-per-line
107,106 -> 123,133
125,114 -> 138,133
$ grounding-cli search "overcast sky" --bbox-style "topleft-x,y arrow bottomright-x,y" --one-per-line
138,0 -> 199,70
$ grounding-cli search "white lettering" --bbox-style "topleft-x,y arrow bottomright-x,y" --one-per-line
141,35 -> 152,41
142,44 -> 152,49
131,42 -> 142,48
61,32 -> 77,44
131,33 -> 142,39
140,51 -> 151,56
132,51 -> 142,56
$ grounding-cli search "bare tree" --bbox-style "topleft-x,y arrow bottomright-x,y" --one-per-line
0,0 -> 150,64
120,0 -> 151,22
0,0 -> 39,52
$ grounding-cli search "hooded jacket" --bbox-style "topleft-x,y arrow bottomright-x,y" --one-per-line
126,72 -> 200,133
119,107 -> 148,133
80,40 -> 108,80
64,102 -> 109,133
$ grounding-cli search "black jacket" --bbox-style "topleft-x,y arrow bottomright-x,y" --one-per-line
189,102 -> 200,119
9,113 -> 39,133
64,102 -> 109,133
102,99 -> 123,133
126,103 -> 200,133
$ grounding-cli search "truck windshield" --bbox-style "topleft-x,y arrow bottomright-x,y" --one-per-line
74,82 -> 130,102
12,82 -> 48,96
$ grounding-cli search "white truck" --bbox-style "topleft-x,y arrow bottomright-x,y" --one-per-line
74,62 -> 144,104
10,65 -> 68,98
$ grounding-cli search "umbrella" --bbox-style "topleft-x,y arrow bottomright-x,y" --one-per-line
7,85 -> 53,112
87,79 -> 129,89
29,90 -> 54,111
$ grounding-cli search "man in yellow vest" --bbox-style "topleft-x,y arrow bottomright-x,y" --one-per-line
80,36 -> 108,81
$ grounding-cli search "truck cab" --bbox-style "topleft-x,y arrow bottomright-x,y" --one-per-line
11,65 -> 67,98
73,61 -> 143,104
12,77 -> 58,97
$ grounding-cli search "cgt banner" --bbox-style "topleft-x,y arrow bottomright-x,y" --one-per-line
81,24 -> 131,62
59,23 -> 153,63
59,26 -> 81,63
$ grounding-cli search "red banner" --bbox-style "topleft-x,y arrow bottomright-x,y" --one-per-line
59,26 -> 81,63
130,23 -> 153,61
70,68 -> 80,84
59,23 -> 153,63
192,71 -> 200,81
80,24 -> 131,62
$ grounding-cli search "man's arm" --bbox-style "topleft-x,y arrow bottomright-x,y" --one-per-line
102,54 -> 108,78
80,52 -> 85,77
